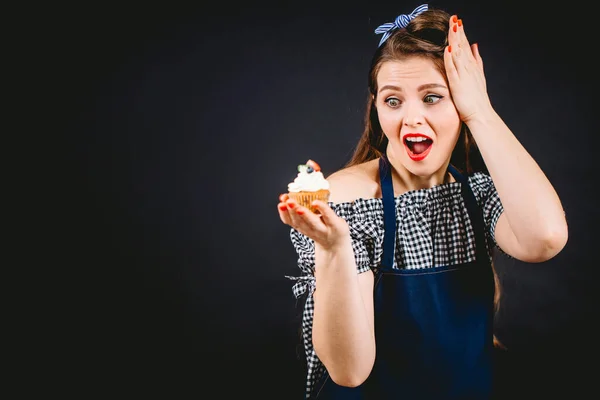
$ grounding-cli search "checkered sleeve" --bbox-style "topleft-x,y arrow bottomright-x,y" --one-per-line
286,203 -> 374,299
468,172 -> 505,251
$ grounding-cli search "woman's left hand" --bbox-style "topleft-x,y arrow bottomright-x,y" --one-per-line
444,15 -> 493,124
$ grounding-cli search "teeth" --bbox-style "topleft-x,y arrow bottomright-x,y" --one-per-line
406,137 -> 429,142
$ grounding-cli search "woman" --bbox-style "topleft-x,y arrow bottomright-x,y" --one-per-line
277,4 -> 568,399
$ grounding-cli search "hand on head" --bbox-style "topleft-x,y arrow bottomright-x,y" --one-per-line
277,194 -> 351,251
443,15 -> 491,123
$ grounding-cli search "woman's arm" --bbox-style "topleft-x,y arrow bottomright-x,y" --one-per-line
278,170 -> 376,387
309,171 -> 376,387
467,110 -> 568,262
313,243 -> 375,387
444,18 -> 568,262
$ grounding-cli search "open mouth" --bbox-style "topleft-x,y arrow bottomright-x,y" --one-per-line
404,135 -> 433,161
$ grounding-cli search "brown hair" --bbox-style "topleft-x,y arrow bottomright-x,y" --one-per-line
346,8 -> 504,348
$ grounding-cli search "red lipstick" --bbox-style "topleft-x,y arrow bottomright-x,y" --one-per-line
403,133 -> 433,162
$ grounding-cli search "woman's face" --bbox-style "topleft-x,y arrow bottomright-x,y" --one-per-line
375,57 -> 461,177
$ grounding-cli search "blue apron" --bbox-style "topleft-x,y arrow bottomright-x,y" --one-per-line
312,156 -> 495,399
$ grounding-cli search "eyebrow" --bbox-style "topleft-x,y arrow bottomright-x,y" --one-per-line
378,83 -> 447,93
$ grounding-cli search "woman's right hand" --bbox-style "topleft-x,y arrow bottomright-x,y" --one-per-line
277,193 -> 351,251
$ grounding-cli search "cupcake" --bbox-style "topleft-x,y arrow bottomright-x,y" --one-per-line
287,159 -> 330,213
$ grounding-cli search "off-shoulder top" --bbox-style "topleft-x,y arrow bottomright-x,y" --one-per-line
286,172 -> 505,399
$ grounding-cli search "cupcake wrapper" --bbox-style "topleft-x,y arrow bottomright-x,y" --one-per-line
288,190 -> 330,213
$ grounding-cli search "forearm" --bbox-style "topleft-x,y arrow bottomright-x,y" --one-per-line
312,241 -> 375,386
467,108 -> 568,250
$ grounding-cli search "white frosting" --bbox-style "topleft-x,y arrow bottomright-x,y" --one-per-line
288,165 -> 330,192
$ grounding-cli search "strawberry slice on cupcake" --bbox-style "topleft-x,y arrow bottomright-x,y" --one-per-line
306,159 -> 321,172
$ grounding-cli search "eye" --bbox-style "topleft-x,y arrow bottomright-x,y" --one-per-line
424,94 -> 442,104
384,98 -> 401,108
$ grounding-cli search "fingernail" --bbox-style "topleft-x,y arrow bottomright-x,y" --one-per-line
458,19 -> 462,27
453,24 -> 457,32
287,202 -> 295,209
448,45 -> 452,53
279,204 -> 287,211
279,194 -> 286,202
452,15 -> 458,23
296,209 -> 305,215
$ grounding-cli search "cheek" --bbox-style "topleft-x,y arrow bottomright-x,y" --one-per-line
434,109 -> 461,141
377,109 -> 401,137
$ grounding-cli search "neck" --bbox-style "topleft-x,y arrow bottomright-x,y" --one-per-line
384,150 -> 453,194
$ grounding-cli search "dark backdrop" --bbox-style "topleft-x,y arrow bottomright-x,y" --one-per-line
45,1 -> 597,398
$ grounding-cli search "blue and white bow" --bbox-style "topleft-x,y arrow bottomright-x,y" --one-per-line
374,4 -> 429,47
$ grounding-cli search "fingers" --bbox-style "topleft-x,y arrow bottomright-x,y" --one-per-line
445,15 -> 461,80
311,200 -> 336,224
278,199 -> 292,225
277,193 -> 292,224
447,15 -> 460,55
444,41 -> 458,82
447,15 -> 475,70
292,200 -> 331,239
456,18 -> 470,51
448,16 -> 470,51
471,43 -> 484,73
277,196 -> 327,236
285,200 -> 310,225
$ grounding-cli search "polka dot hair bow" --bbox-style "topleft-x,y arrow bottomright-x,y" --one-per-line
374,4 -> 429,47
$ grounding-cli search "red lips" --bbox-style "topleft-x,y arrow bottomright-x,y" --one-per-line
403,133 -> 433,161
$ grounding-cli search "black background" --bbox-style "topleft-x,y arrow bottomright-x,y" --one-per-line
36,0 -> 597,398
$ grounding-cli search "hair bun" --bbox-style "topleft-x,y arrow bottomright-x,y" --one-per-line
406,9 -> 450,47
411,28 -> 447,46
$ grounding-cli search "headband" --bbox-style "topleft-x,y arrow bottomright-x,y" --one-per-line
374,4 -> 429,47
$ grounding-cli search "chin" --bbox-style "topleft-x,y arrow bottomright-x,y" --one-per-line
406,163 -> 439,177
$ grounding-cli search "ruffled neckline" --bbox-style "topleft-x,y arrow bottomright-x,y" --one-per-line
328,179 -> 466,210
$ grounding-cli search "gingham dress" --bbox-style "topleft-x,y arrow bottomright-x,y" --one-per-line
286,171 -> 505,399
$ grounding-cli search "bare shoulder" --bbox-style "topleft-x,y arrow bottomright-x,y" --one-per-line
326,159 -> 381,204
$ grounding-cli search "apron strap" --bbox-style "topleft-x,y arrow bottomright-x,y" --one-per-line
379,156 -> 396,268
447,164 -> 489,263
378,156 -> 489,268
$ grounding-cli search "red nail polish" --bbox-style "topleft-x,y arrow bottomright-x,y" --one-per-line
296,210 -> 305,215
458,19 -> 463,27
452,15 -> 458,23
448,45 -> 452,53
453,24 -> 457,32
287,202 -> 295,208
279,204 -> 287,211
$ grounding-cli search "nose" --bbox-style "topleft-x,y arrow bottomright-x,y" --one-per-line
403,103 -> 425,127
